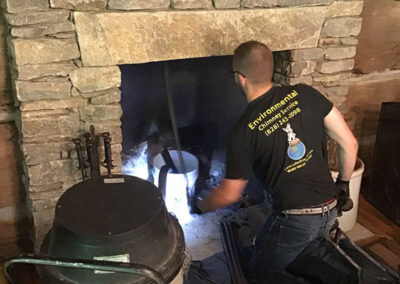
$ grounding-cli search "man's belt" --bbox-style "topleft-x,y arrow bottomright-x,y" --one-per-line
281,199 -> 337,215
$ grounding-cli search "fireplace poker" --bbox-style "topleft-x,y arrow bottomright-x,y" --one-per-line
72,138 -> 88,181
102,132 -> 115,177
163,62 -> 188,183
84,133 -> 101,178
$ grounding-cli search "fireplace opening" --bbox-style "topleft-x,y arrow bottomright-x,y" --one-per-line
119,55 -> 268,223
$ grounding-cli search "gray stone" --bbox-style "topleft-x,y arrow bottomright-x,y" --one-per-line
324,46 -> 356,60
17,62 -> 77,80
80,105 -> 123,122
321,17 -> 362,38
29,182 -> 63,193
21,112 -> 80,137
78,88 -> 119,98
312,72 -> 352,86
70,67 -> 121,92
172,0 -> 212,9
32,76 -> 70,83
15,81 -> 71,102
90,89 -> 121,105
325,85 -> 349,97
290,48 -> 324,61
278,0 -> 333,6
20,97 -> 87,111
49,32 -> 76,39
74,7 -> 327,66
28,159 -> 80,186
11,21 -> 75,38
241,0 -> 333,7
241,0 -> 278,8
318,37 -> 341,47
24,142 -> 74,165
108,0 -> 170,10
275,60 -> 316,77
71,87 -> 80,97
213,0 -> 240,8
341,37 -> 358,46
316,59 -> 354,74
12,38 -> 80,65
21,109 -> 70,118
5,0 -> 49,13
273,73 -> 313,86
326,1 -> 363,18
6,10 -> 70,26
50,0 -> 107,10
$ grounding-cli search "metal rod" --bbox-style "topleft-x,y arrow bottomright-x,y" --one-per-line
219,220 -> 242,284
4,254 -> 167,284
161,148 -> 178,173
102,132 -> 114,177
72,138 -> 88,181
163,62 -> 189,186
84,133 -> 100,178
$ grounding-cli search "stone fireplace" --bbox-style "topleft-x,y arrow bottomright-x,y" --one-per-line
2,0 -> 363,244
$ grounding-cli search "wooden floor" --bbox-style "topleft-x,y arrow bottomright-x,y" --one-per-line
1,195 -> 400,283
356,195 -> 400,272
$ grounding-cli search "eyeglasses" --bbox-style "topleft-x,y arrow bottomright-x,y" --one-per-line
229,70 -> 246,78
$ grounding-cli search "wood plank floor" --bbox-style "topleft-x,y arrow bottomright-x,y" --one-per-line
356,195 -> 400,271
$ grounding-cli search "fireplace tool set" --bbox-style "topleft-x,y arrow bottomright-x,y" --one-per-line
4,126 -> 186,284
72,125 -> 114,180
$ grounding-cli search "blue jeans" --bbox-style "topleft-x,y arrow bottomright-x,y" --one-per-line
251,208 -> 337,282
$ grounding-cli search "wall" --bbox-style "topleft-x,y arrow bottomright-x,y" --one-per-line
345,0 -> 400,175
0,7 -> 31,260
1,0 -> 365,244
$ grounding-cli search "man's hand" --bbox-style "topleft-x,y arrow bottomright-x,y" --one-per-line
196,178 -> 248,213
335,178 -> 353,216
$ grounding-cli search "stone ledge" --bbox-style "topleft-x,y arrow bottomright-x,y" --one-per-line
20,97 -> 87,111
74,7 -> 328,66
16,62 -> 77,81
5,0 -> 49,14
11,21 -> 75,38
108,0 -> 171,10
70,67 -> 121,92
15,81 -> 72,102
172,0 -> 212,9
6,10 -> 70,26
11,38 -> 80,65
321,17 -> 362,38
326,1 -> 364,18
50,0 -> 107,11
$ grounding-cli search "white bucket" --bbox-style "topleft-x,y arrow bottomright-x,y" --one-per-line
153,150 -> 199,224
331,158 -> 365,232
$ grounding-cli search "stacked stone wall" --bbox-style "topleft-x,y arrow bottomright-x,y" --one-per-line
1,0 -> 364,243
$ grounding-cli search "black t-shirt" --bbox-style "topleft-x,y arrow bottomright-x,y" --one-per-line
226,84 -> 336,211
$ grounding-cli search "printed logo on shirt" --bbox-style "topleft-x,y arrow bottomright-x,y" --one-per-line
283,123 -> 306,160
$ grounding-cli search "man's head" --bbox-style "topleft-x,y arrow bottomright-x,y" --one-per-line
232,41 -> 274,94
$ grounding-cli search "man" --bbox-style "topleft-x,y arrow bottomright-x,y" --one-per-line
197,41 -> 358,281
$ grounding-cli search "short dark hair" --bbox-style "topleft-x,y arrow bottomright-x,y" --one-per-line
232,41 -> 273,85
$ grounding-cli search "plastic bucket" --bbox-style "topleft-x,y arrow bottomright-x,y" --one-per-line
331,158 -> 365,232
153,150 -> 199,224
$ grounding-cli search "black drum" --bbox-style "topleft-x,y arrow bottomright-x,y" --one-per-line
39,175 -> 185,283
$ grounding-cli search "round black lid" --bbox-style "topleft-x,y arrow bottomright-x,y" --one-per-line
55,175 -> 164,237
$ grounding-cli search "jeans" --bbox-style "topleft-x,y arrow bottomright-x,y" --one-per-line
251,207 -> 337,283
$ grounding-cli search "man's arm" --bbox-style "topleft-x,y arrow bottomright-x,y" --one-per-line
197,178 -> 248,212
324,106 -> 358,181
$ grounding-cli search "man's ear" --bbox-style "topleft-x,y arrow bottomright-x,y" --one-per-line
238,74 -> 246,87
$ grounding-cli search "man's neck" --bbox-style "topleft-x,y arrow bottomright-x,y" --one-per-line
247,82 -> 273,102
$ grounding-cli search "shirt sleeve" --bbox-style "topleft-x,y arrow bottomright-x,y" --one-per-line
225,128 -> 253,180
